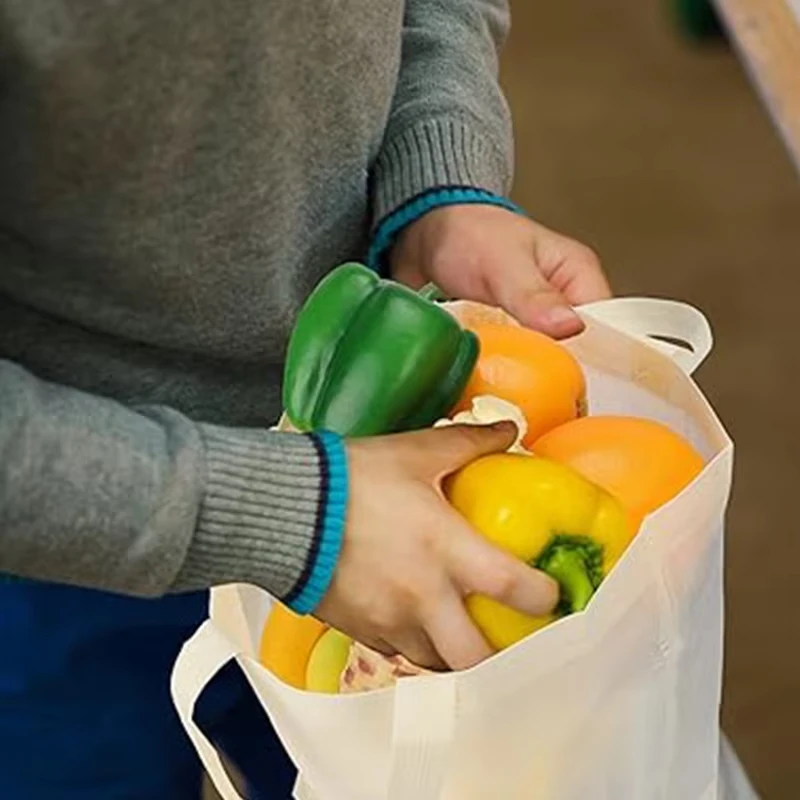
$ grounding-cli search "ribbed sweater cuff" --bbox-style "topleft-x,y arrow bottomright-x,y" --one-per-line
172,426 -> 347,614
367,187 -> 526,276
372,117 -> 512,223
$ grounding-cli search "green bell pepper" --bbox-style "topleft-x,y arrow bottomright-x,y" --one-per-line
283,262 -> 479,437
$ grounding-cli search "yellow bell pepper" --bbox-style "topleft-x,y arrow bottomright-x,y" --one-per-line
445,453 -> 633,651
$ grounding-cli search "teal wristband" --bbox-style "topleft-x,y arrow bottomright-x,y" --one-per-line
367,186 -> 527,276
283,431 -> 348,615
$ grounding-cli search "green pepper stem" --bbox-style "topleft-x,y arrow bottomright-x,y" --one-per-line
418,283 -> 447,302
535,535 -> 604,615
541,547 -> 595,613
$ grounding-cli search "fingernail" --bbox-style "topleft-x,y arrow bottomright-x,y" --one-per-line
545,306 -> 580,326
490,420 -> 517,432
541,306 -> 583,337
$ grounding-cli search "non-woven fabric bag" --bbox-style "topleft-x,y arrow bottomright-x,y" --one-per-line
171,297 -> 739,800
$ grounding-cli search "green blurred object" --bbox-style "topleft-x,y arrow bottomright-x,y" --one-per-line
672,0 -> 724,40
283,262 -> 479,437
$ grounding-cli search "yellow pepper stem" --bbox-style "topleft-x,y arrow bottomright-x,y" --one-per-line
535,536 -> 604,615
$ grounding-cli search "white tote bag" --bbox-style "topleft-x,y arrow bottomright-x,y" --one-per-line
171,297 -> 735,800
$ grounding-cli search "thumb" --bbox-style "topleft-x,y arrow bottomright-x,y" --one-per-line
408,422 -> 518,480
493,259 -> 584,339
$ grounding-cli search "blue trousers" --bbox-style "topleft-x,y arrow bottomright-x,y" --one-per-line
0,580 -> 296,799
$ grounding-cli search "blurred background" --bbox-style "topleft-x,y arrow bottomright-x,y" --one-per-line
501,1 -> 800,796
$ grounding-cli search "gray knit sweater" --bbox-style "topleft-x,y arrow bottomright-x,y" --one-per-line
0,0 -> 513,605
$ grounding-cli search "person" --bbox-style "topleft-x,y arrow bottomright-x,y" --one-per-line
0,2 -> 612,798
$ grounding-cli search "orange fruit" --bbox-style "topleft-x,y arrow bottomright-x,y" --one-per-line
532,415 -> 704,531
456,321 -> 586,446
258,603 -> 327,689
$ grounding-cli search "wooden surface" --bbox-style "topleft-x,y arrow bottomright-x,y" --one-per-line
714,0 -> 800,171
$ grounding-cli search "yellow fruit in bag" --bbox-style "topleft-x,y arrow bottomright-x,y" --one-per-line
306,629 -> 353,694
259,603 -> 327,690
445,453 -> 632,650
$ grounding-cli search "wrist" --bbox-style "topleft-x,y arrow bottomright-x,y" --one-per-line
284,431 -> 349,614
367,187 -> 526,278
172,426 -> 348,615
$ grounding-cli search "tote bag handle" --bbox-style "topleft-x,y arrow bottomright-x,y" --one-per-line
579,297 -> 713,376
171,618 -> 458,800
171,619 -> 247,800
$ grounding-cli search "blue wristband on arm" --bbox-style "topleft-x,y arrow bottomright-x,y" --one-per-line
283,431 -> 349,615
367,186 -> 527,276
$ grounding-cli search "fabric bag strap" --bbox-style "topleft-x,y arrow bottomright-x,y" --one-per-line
170,620 -> 246,800
579,297 -> 713,375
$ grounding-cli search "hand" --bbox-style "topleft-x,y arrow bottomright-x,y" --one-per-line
390,204 -> 612,339
314,422 -> 559,671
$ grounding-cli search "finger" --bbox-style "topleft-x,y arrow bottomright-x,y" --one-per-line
423,586 -> 494,670
550,246 -> 612,306
381,631 -> 447,672
528,222 -> 611,304
399,421 -> 518,480
446,522 -> 559,617
388,257 -> 427,291
366,638 -> 399,658
490,257 -> 584,339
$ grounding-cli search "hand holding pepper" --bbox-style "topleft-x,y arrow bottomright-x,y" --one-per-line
314,422 -> 560,671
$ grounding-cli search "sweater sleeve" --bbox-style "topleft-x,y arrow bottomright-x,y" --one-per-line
0,359 -> 346,614
371,0 -> 514,224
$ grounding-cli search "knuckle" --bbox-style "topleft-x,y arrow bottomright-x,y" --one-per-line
388,576 -> 432,623
578,244 -> 602,268
365,595 -> 408,633
367,607 -> 397,634
449,423 -> 489,448
485,559 -> 519,602
518,284 -> 553,304
418,525 -> 441,558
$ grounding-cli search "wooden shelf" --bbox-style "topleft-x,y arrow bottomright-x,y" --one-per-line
714,0 -> 800,172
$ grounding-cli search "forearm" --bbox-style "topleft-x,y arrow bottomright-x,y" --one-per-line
0,360 -> 345,611
372,0 -> 514,222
